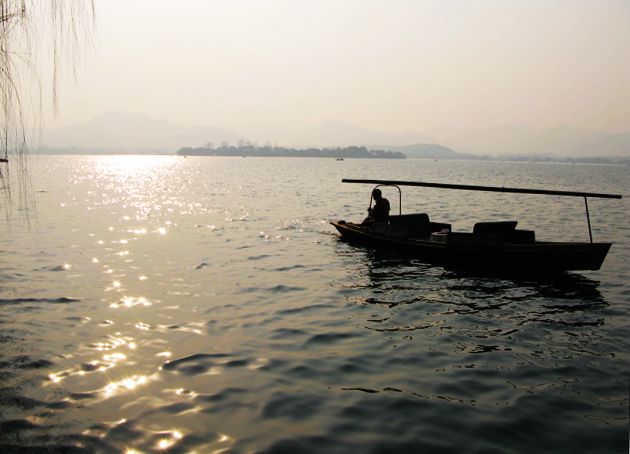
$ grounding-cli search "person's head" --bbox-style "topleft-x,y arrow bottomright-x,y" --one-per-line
372,188 -> 382,200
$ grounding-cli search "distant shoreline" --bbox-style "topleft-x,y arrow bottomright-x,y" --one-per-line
32,150 -> 630,166
177,145 -> 405,159
36,142 -> 630,163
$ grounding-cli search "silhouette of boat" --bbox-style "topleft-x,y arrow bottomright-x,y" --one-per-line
331,179 -> 622,272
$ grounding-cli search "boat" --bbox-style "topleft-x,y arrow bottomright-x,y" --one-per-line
331,179 -> 622,272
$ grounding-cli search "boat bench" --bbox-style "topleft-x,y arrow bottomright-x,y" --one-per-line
429,221 -> 535,245
505,230 -> 535,243
389,213 -> 451,238
472,221 -> 518,234
473,221 -> 535,244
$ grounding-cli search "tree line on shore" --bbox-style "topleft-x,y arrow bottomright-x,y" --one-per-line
177,144 -> 405,159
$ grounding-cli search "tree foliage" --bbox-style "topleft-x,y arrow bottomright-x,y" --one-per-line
0,0 -> 94,219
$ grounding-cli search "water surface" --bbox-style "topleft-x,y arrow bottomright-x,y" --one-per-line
1,156 -> 628,453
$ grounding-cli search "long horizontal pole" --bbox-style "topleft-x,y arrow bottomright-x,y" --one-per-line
342,179 -> 622,199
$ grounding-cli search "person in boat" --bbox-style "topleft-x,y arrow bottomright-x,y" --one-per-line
363,188 -> 390,224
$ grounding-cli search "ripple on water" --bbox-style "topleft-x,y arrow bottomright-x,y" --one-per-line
239,284 -> 307,294
262,391 -> 324,420
0,297 -> 80,305
303,332 -> 360,347
0,355 -> 53,370
275,303 -> 334,315
194,387 -> 259,414
161,353 -> 257,376
268,327 -> 309,340
92,418 -> 232,453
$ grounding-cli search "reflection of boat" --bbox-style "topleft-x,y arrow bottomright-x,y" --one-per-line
331,179 -> 622,272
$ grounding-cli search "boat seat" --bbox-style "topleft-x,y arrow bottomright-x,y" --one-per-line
472,221 -> 535,244
430,221 -> 452,233
506,229 -> 536,243
389,213 -> 431,238
473,221 -> 518,234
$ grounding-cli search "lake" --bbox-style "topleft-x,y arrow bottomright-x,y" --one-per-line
1,155 -> 629,453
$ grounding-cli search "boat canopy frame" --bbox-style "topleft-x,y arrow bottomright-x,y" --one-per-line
343,178 -> 622,243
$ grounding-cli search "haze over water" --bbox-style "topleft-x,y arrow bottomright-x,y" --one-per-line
0,156 -> 628,452
44,1 -> 630,153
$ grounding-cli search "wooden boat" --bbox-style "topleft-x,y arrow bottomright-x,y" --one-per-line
331,179 -> 622,272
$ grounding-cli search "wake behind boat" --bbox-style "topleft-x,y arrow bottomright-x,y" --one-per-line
331,179 -> 622,272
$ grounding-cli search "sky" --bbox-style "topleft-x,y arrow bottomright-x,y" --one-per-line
46,0 -> 630,141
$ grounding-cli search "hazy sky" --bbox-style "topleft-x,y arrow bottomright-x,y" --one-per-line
50,0 -> 629,136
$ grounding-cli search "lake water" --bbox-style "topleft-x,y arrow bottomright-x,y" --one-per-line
1,156 -> 629,453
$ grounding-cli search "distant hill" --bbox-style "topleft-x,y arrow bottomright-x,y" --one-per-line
244,122 -> 629,157
443,125 -> 630,157
376,143 -> 468,159
42,111 -> 243,152
373,142 -> 630,165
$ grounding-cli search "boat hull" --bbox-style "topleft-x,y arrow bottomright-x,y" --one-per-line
331,221 -> 612,272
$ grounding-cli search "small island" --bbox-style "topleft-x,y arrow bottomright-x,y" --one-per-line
177,144 -> 405,159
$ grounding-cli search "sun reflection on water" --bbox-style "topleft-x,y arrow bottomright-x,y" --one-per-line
110,296 -> 152,309
47,332 -> 141,386
156,430 -> 183,450
94,155 -> 177,176
49,373 -> 62,383
103,352 -> 127,362
103,375 -> 149,398
174,387 -> 197,398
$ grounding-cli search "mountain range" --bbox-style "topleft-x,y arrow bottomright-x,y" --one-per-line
42,111 -> 243,152
42,111 -> 629,158
441,125 -> 630,157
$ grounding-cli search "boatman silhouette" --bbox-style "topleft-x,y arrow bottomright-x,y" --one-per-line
363,188 -> 390,224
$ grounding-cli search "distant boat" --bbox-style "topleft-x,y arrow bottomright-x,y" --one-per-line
331,178 -> 622,273
335,157 -> 344,161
